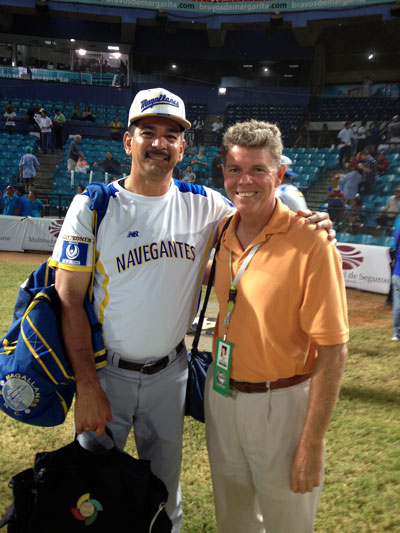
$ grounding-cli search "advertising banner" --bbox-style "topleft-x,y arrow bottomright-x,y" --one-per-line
22,218 -> 64,252
0,216 -> 26,252
337,242 -> 391,295
51,0 -> 390,15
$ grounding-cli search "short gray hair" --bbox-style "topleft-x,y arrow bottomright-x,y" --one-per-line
222,120 -> 283,170
75,134 -> 82,140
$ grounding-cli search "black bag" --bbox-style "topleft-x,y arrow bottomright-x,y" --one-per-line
185,216 -> 232,423
0,430 -> 172,533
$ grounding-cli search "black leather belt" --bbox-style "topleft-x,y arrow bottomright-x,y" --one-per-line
117,340 -> 185,375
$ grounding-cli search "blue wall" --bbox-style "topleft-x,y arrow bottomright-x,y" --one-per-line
0,78 -> 310,115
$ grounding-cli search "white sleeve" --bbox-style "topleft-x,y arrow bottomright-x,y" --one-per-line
50,194 -> 94,272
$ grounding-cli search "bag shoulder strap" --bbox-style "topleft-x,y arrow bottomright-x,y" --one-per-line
191,216 -> 233,352
84,183 -> 116,300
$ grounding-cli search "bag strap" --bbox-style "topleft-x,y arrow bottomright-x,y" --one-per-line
85,183 -> 115,302
191,216 -> 233,352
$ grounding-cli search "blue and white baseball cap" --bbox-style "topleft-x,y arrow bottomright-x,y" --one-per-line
128,87 -> 191,130
281,155 -> 298,178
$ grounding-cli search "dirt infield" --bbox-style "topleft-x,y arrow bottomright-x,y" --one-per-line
0,251 -> 49,264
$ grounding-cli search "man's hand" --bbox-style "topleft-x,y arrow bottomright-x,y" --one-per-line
297,209 -> 336,242
290,440 -> 324,493
74,378 -> 113,436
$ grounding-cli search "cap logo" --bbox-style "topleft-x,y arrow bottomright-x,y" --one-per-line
140,93 -> 179,113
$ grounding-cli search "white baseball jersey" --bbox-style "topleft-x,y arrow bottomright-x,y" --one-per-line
276,183 -> 307,213
51,180 -> 234,362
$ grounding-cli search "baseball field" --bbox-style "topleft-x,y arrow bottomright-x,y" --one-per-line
0,251 -> 399,532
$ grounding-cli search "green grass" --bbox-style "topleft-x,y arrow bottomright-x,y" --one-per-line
0,260 -> 399,531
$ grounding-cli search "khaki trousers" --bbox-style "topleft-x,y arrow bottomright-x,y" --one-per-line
205,364 -> 324,533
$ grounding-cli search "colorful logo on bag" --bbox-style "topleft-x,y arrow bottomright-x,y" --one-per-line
71,493 -> 103,526
336,244 -> 364,270
0,375 -> 40,414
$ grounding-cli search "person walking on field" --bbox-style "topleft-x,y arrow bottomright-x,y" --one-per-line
19,146 -> 40,192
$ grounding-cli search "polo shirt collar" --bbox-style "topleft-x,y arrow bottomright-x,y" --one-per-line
224,198 -> 291,250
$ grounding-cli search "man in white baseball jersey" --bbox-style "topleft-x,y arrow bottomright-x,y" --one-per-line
51,88 -> 333,531
276,155 -> 308,213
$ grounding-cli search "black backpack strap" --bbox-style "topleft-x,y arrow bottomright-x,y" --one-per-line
191,216 -> 233,352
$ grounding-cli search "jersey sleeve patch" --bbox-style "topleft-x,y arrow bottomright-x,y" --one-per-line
59,240 -> 89,266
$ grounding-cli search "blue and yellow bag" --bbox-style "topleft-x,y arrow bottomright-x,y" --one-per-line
0,183 -> 113,427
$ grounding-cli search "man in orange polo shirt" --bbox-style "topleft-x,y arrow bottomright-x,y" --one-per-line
205,120 -> 349,533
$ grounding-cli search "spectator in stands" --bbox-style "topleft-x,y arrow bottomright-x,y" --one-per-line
172,165 -> 180,180
1,185 -> 21,216
351,122 -> 359,155
15,186 -> 31,216
327,175 -> 345,224
71,104 -> 82,121
25,103 -> 40,128
317,123 -> 330,148
387,115 -> 400,147
76,184 -> 85,195
53,108 -> 66,149
338,122 -> 353,168
361,75 -> 373,97
357,149 -> 377,194
376,187 -> 400,229
82,105 -> 96,122
339,171 -> 362,204
191,147 -> 207,182
67,135 -> 82,172
293,121 -> 310,148
109,115 -> 124,141
367,121 -> 380,152
356,121 -> 367,152
211,116 -> 224,145
181,165 -> 196,183
94,151 -> 130,176
76,153 -> 90,174
184,138 -> 197,157
350,151 -> 361,170
376,151 -> 389,176
348,197 -> 364,235
39,108 -> 54,154
28,190 -> 44,217
192,115 -> 204,144
4,104 -> 16,134
19,145 -> 40,192
211,152 -> 224,189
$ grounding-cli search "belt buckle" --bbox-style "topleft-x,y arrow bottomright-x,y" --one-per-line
140,361 -> 158,375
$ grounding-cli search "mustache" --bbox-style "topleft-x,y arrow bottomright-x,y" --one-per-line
145,149 -> 170,161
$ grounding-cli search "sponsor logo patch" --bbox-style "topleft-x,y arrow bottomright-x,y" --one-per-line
60,241 -> 88,266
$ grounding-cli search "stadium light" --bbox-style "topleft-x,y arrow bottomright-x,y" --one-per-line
108,46 -> 120,51
77,49 -> 87,56
218,88 -> 226,95
368,53 -> 374,60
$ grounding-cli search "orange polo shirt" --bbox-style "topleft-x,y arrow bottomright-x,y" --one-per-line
213,199 -> 349,382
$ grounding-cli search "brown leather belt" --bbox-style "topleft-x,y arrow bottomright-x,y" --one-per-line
230,373 -> 312,393
117,340 -> 185,375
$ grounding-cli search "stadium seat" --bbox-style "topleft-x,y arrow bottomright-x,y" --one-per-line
336,232 -> 352,243
350,234 -> 375,245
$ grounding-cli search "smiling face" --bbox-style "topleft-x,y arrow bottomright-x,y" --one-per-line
224,145 -> 284,224
124,116 -> 185,184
